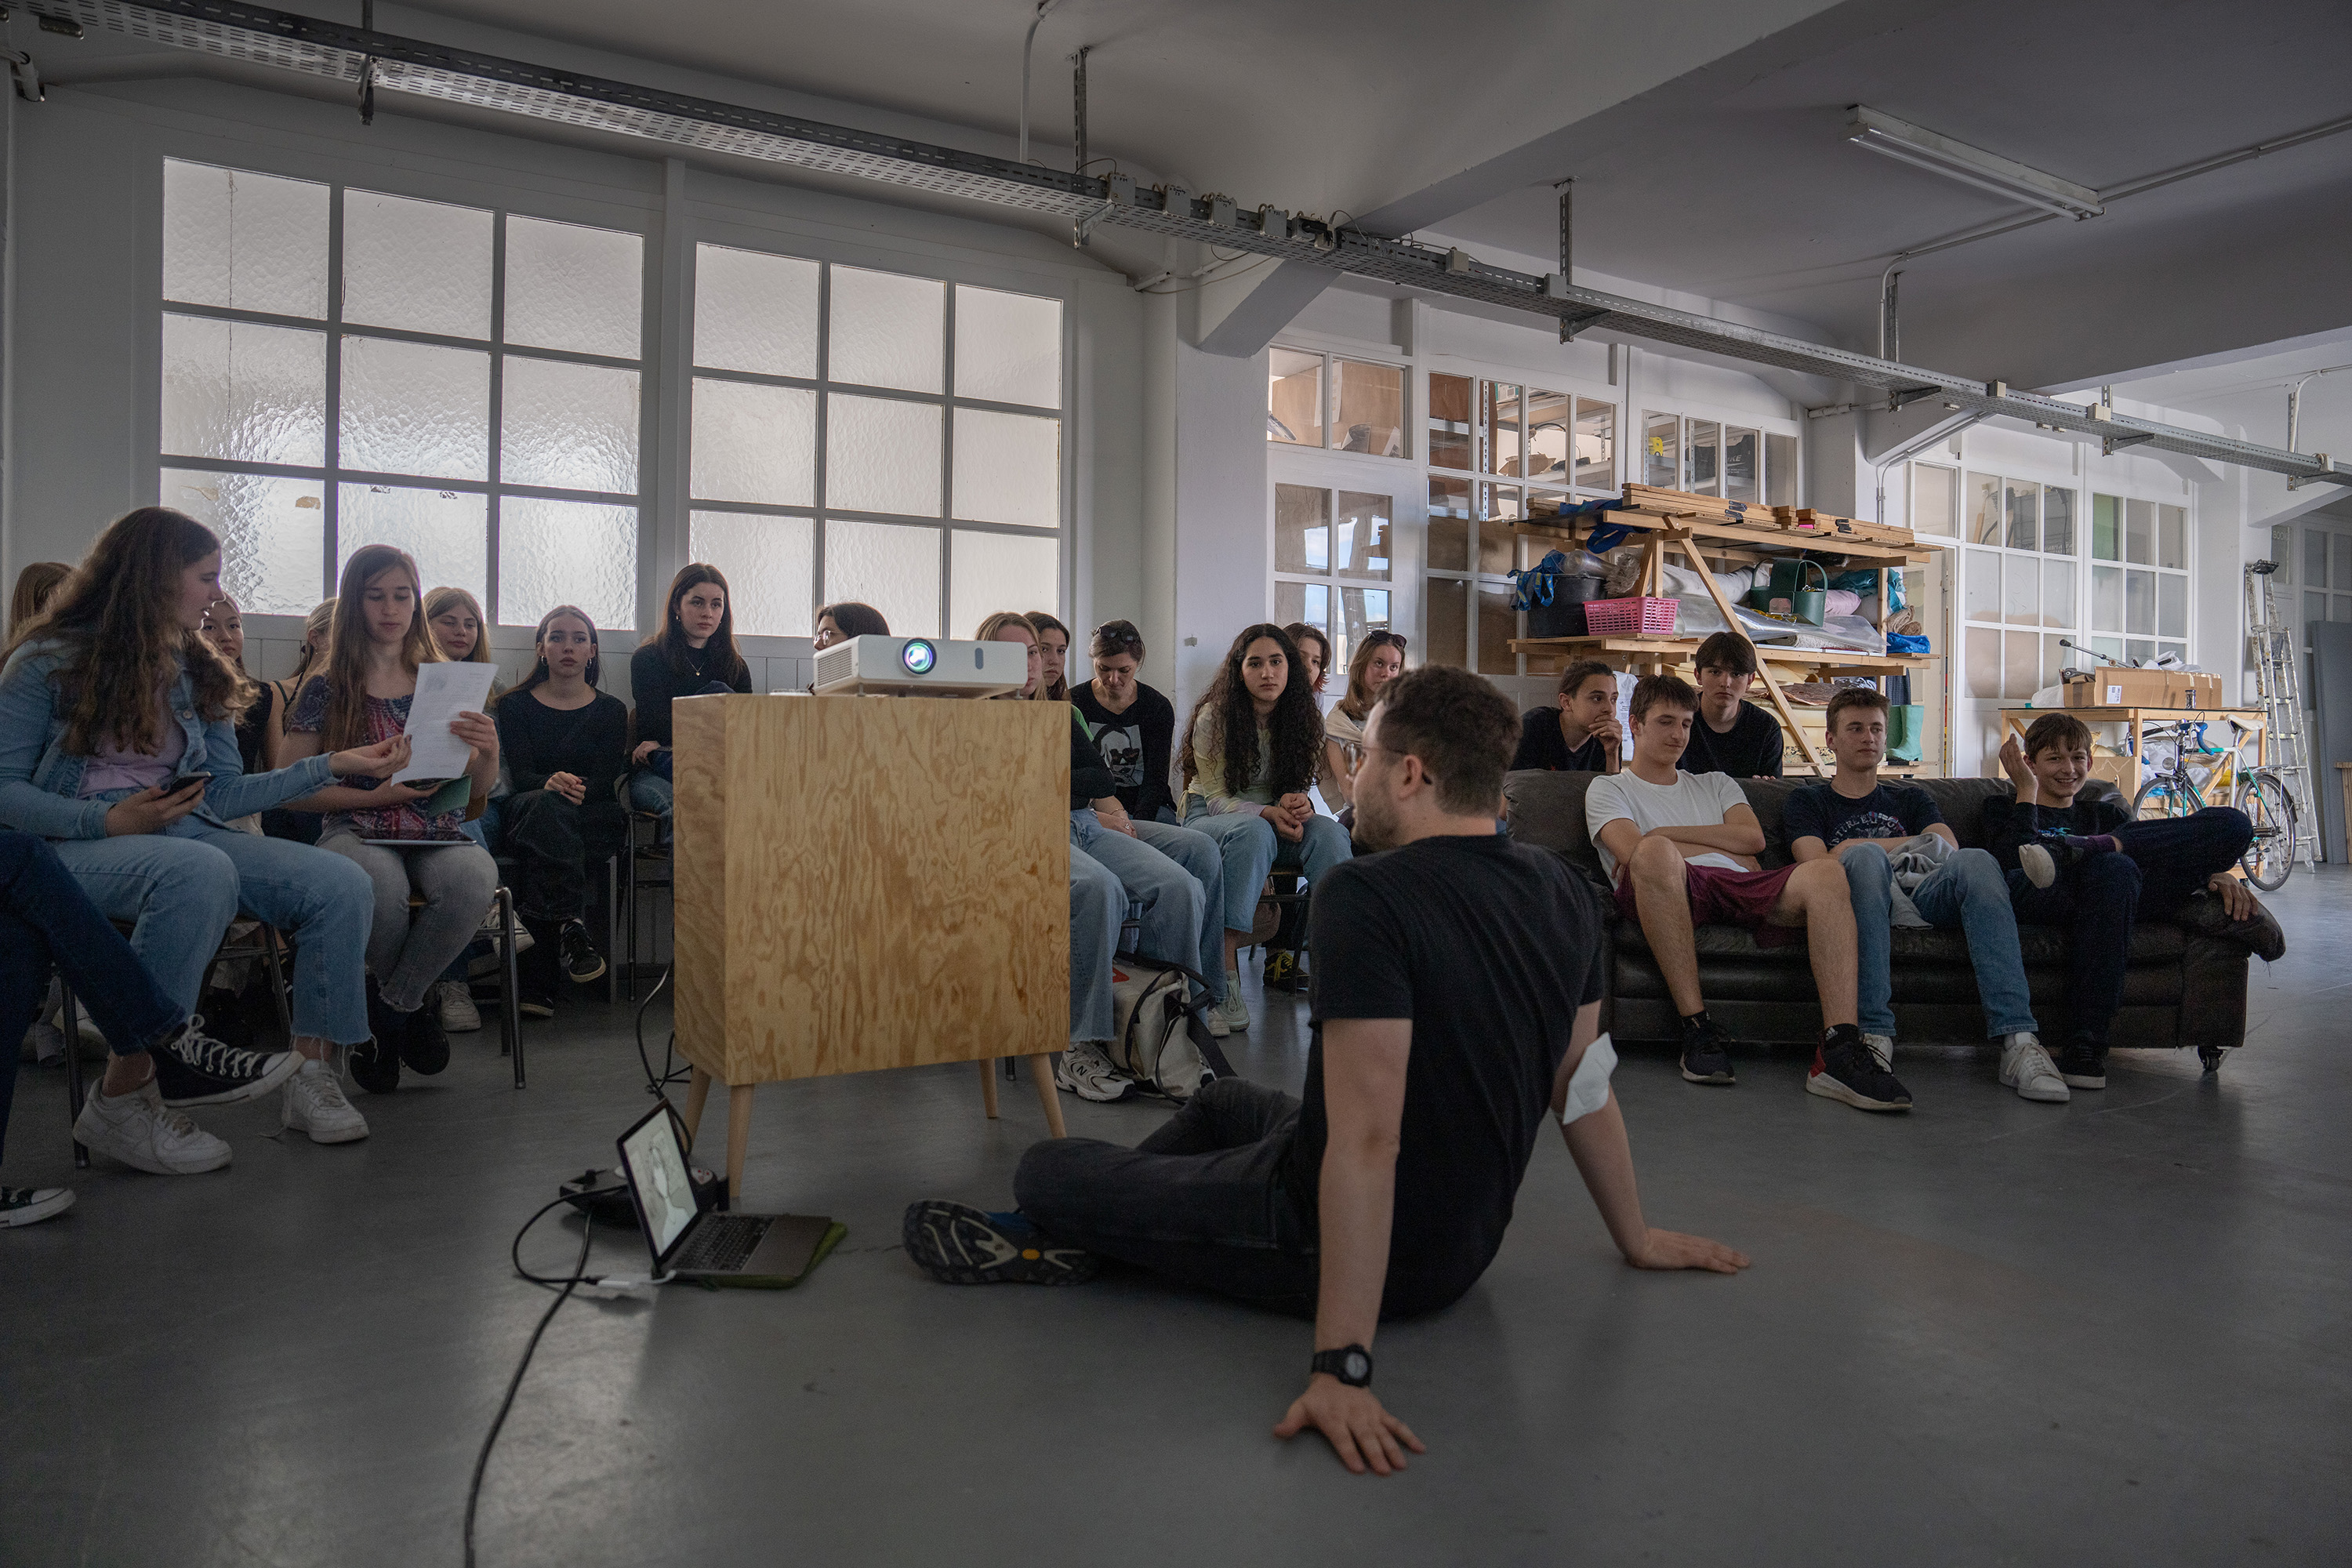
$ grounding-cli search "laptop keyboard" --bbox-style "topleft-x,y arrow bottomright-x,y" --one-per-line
674,1215 -> 771,1272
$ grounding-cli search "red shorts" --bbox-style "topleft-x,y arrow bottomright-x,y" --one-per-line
1614,860 -> 1803,947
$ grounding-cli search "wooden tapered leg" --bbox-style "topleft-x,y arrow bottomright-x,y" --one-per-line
978,1058 -> 1000,1118
725,1083 -> 756,1206
1026,1053 -> 1067,1138
682,1065 -> 713,1146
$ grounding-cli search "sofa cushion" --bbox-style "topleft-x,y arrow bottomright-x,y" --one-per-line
1602,913 -> 2187,965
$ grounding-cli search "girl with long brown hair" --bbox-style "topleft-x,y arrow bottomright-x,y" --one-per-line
280,544 -> 500,1093
1027,610 -> 1075,702
0,507 -> 408,1152
628,563 -> 753,818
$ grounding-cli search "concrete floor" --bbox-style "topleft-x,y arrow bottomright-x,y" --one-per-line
5,873 -> 2349,1568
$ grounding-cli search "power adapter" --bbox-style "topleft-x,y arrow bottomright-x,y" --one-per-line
558,1163 -> 721,1229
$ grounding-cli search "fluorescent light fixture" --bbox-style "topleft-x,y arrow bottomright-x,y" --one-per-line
1846,106 -> 2104,220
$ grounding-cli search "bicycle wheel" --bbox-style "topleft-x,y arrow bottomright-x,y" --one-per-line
2132,776 -> 2198,822
2238,773 -> 2296,891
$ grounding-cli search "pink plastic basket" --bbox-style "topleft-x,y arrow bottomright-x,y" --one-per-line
1582,596 -> 1679,637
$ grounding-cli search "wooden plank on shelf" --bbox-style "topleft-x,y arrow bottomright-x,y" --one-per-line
1508,635 -> 1933,673
1658,524 -> 1824,771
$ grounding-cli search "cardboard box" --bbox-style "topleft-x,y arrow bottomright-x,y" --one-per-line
2063,669 -> 2221,710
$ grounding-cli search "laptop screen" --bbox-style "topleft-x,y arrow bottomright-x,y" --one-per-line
618,1106 -> 698,1265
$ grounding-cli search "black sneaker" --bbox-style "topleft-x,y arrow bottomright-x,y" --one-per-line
1679,1016 -> 1737,1085
1806,1025 -> 1912,1111
518,990 -> 557,1019
348,1033 -> 402,1095
401,1002 -> 451,1076
2056,1040 -> 2106,1090
901,1200 -> 1099,1286
152,1017 -> 303,1108
558,920 -> 607,985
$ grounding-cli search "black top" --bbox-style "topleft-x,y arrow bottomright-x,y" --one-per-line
1070,681 -> 1177,821
1981,793 -> 2129,873
628,641 -> 752,750
1510,706 -> 1610,773
1679,699 -> 1784,779
1784,780 -> 1942,851
232,680 -> 277,778
1294,834 -> 1609,1316
1069,710 -> 1116,808
495,689 -> 631,802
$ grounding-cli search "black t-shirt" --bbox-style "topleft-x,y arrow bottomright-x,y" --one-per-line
1783,780 -> 1942,850
1293,834 -> 1609,1315
1510,706 -> 1610,773
1679,699 -> 1784,779
1070,681 -> 1176,821
1981,792 -> 2129,873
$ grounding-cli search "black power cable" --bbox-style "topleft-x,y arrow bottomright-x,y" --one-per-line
465,1196 -> 601,1566
633,961 -> 687,1102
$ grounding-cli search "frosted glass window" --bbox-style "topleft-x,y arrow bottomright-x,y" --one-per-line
505,216 -> 642,360
2042,559 -> 2074,628
694,245 -> 818,379
2092,495 -> 2121,560
338,336 -> 489,481
1968,473 -> 2002,545
1965,626 -> 2002,698
690,379 -> 814,506
2004,479 -> 2039,552
2126,568 -> 2155,634
2126,499 -> 2154,564
161,467 -> 323,616
949,529 -> 1060,638
1276,484 -> 1330,574
951,408 -> 1058,528
2005,630 -> 2039,699
1478,584 -> 1517,675
1963,549 -> 2000,622
825,518 -> 939,637
163,161 -> 327,319
688,510 -> 812,637
2092,564 -> 2123,631
2307,529 -> 2328,590
1273,582 -> 1326,642
1427,579 -> 1468,667
502,357 -> 639,494
1269,349 -> 1323,448
1912,463 -> 1957,536
1332,360 -> 1406,458
499,498 -> 637,629
2043,635 -> 2072,691
342,191 -> 492,339
2158,572 -> 2187,639
827,394 -> 941,516
162,314 -> 325,466
2043,488 -> 2075,557
338,483 -> 487,604
1642,412 -> 1679,488
1682,419 -> 1719,493
1724,427 -> 1759,503
1766,433 -> 1798,507
1574,399 -> 1614,491
2002,554 -> 2037,623
954,285 -> 1061,408
828,267 -> 942,393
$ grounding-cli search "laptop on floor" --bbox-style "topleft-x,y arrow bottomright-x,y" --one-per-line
615,1102 -> 840,1289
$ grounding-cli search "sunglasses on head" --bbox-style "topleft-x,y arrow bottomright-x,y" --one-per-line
1363,631 -> 1408,651
1094,620 -> 1144,650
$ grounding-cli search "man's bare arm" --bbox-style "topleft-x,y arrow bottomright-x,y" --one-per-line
1644,803 -> 1766,858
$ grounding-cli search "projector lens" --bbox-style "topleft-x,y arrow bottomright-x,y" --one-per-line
901,638 -> 936,675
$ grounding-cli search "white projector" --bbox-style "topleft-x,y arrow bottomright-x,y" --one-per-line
810,635 -> 1028,698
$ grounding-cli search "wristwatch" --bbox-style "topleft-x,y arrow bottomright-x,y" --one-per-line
1311,1344 -> 1374,1388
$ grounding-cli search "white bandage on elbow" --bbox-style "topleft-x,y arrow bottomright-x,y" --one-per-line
1559,1033 -> 1617,1126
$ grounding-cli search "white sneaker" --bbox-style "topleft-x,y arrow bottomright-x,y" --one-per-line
1215,971 -> 1250,1034
1054,1041 -> 1137,1103
2018,843 -> 2059,889
434,979 -> 482,1033
282,1057 -> 370,1144
1998,1032 -> 2070,1102
2,1185 -> 76,1227
73,1080 -> 233,1174
1863,1032 -> 1896,1072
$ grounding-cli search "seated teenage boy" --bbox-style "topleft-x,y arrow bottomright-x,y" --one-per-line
1509,659 -> 1622,773
1988,713 -> 2277,1090
1680,633 -> 1783,779
903,665 -> 1748,1476
1587,673 -> 1905,1109
1786,689 -> 2065,1104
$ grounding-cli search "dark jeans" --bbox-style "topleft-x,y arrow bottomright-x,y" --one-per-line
500,789 -> 627,924
1,831 -> 183,1167
1015,1078 -> 1321,1317
2007,807 -> 2252,1047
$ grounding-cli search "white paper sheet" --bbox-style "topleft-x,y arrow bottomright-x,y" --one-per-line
391,661 -> 498,783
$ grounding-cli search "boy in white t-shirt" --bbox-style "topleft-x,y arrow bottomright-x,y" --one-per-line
1585,674 -> 1906,1112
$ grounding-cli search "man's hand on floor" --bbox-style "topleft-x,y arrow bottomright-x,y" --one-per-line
1627,1228 -> 1751,1274
1274,1374 -> 1425,1475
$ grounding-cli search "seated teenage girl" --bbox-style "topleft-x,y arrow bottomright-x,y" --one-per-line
279,544 -> 501,1097
0,506 -> 405,1145
495,605 -> 631,1011
197,594 -> 270,785
1320,630 -> 1408,817
628,564 -> 752,819
813,601 -> 888,650
9,561 -> 69,637
1027,611 -> 1075,702
1068,619 -> 1178,825
1509,657 -> 1624,775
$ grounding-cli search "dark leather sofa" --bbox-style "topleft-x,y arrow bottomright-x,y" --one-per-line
1501,770 -> 2277,1069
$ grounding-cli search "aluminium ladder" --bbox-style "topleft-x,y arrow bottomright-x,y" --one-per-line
2245,562 -> 2320,867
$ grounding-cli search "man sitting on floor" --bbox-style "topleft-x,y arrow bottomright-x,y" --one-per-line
1786,688 -> 2066,1104
902,664 -> 1748,1476
1587,673 -> 1905,1110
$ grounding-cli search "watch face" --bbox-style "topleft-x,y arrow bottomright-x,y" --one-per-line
900,638 -> 937,675
1344,1350 -> 1370,1382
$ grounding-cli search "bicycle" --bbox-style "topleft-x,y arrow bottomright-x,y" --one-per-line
2131,717 -> 2297,891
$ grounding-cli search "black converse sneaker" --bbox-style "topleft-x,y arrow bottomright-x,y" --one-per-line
1679,1014 -> 1737,1085
352,978 -> 404,1094
1806,1024 -> 1913,1111
1,1185 -> 75,1228
152,1017 -> 303,1108
902,1200 -> 1099,1285
559,920 -> 607,985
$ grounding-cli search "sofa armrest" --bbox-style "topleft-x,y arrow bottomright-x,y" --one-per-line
2178,937 -> 2250,1055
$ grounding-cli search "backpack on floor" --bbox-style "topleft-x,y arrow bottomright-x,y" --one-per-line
1106,954 -> 1235,1102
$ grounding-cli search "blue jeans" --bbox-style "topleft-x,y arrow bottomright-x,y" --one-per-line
1181,799 -> 1354,938
1840,844 -> 2035,1039
1,832 -> 185,1166
1070,835 -> 1123,1043
1123,816 -> 1228,1002
627,771 -> 672,818
47,819 -> 374,1045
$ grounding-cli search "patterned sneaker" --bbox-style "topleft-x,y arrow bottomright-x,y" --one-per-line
1262,951 -> 1298,993
152,1017 -> 302,1108
434,979 -> 482,1034
1806,1025 -> 1914,1112
1054,1041 -> 1136,1103
902,1200 -> 1099,1285
1,1185 -> 74,1228
74,1080 -> 233,1174
282,1057 -> 369,1144
1998,1032 -> 2070,1103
